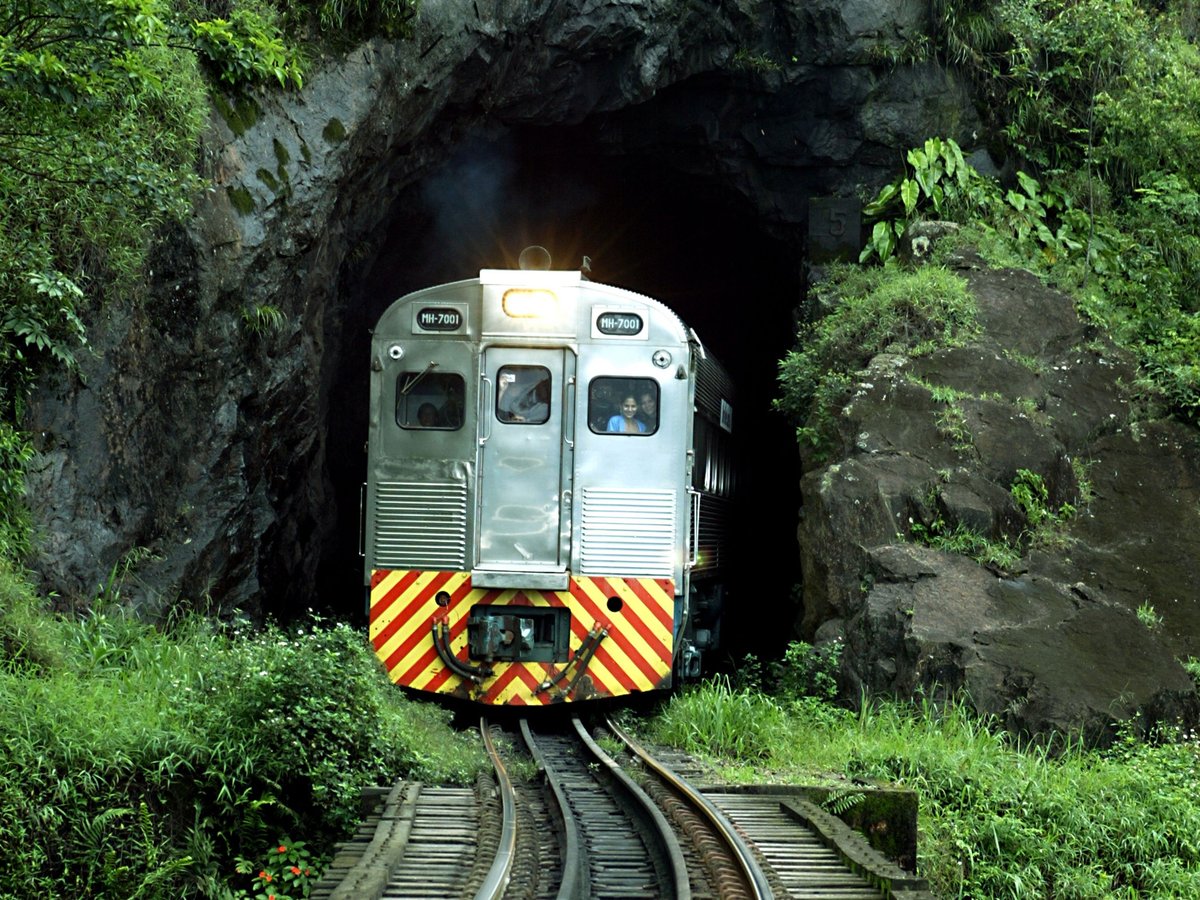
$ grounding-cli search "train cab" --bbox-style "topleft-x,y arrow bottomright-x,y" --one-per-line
364,253 -> 733,705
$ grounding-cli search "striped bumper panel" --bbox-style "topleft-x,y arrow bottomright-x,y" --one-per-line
369,570 -> 675,705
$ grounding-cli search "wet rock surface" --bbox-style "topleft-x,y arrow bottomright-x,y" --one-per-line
803,250 -> 1200,739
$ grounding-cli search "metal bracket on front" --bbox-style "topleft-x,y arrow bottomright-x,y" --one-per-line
535,622 -> 608,701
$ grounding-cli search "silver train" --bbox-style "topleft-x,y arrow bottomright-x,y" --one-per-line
362,249 -> 734,706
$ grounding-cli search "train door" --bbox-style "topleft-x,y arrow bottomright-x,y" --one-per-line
475,347 -> 574,586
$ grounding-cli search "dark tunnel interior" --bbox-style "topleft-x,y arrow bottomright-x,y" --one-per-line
315,125 -> 806,664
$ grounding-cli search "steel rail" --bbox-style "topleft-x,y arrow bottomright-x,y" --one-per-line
606,716 -> 775,900
570,717 -> 691,900
520,718 -> 587,900
474,717 -> 518,900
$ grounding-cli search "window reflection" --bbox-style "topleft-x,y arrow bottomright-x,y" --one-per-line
496,366 -> 551,425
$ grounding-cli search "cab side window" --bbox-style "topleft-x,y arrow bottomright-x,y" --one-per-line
396,372 -> 465,429
588,378 -> 659,435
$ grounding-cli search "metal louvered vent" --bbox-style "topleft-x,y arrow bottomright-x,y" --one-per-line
694,352 -> 735,421
690,494 -> 732,576
580,488 -> 676,576
373,481 -> 468,569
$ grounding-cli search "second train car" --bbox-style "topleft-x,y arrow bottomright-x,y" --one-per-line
363,249 -> 735,706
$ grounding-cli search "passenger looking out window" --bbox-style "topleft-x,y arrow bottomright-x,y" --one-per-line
607,395 -> 647,433
496,366 -> 551,425
588,377 -> 658,435
396,371 -> 465,430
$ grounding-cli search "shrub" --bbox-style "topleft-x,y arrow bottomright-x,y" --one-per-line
770,640 -> 842,702
0,595 -> 484,898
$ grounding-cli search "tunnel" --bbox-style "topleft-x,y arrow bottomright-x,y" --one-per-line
313,123 -> 806,662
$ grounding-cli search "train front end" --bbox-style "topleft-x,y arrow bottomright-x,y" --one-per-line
364,261 -> 712,706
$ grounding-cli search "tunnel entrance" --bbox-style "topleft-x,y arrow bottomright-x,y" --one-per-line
316,124 -> 805,663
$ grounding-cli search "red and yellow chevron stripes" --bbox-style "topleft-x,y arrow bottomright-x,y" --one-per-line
369,569 -> 676,705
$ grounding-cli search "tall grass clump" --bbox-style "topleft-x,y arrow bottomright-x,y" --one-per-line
0,571 -> 484,898
842,700 -> 1200,897
649,675 -> 787,762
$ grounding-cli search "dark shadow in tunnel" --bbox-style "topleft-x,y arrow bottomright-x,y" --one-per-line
315,126 -> 805,663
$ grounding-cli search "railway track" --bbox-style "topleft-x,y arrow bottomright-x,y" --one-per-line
310,717 -> 932,900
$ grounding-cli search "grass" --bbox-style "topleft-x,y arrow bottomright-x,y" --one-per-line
647,674 -> 1200,898
0,560 -> 486,898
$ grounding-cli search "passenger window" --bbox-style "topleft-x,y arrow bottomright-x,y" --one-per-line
496,366 -> 551,425
588,378 -> 659,435
396,372 -> 466,430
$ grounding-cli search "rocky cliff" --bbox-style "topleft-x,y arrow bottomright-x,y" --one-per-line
802,245 -> 1200,739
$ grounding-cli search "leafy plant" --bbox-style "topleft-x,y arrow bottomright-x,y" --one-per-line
770,640 -> 842,702
242,303 -> 288,335
1137,602 -> 1163,631
1010,468 -> 1075,545
274,0 -> 419,45
731,49 -> 781,72
191,8 -> 304,89
226,839 -> 322,900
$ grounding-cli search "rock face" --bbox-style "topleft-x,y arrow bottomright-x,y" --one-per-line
24,0 -> 973,614
802,248 -> 1200,740
20,0 -> 1197,738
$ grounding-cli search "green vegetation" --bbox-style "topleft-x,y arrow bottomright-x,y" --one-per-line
775,264 -> 978,458
0,561 -> 484,897
902,467 -> 1078,571
649,646 -> 1200,898
0,0 -> 421,556
1137,602 -> 1164,631
909,514 -> 1022,571
850,0 -> 1200,426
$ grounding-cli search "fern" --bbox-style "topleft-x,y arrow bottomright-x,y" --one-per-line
823,788 -> 865,816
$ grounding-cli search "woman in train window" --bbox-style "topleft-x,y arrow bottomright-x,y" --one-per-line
606,395 -> 647,433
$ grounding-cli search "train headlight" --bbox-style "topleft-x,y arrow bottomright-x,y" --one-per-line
387,344 -> 404,360
502,288 -> 558,318
652,350 -> 672,368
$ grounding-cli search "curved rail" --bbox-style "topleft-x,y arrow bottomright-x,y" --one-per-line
519,718 -> 586,900
521,717 -> 690,900
571,717 -> 690,899
475,718 -> 518,900
606,716 -> 775,900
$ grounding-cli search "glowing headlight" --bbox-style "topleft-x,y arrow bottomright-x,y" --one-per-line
502,288 -> 558,318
